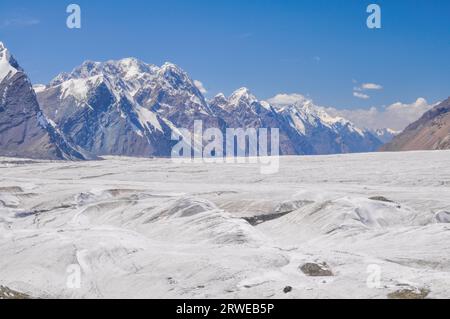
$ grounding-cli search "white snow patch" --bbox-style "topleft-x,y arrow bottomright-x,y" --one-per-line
0,44 -> 17,84
135,107 -> 163,133
59,75 -> 103,101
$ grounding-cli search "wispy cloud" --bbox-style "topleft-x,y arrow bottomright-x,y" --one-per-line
268,92 -> 435,131
266,93 -> 309,106
353,92 -> 370,100
1,17 -> 40,28
352,82 -> 383,99
361,83 -> 383,90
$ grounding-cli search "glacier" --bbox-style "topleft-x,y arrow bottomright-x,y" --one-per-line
1,150 -> 450,299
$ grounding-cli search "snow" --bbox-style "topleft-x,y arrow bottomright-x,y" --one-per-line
0,43 -> 17,84
228,87 -> 257,108
59,76 -> 103,101
32,84 -> 46,93
135,106 -> 163,133
118,58 -> 145,80
275,99 -> 367,138
289,112 -> 307,135
44,58 -> 212,122
1,150 -> 450,299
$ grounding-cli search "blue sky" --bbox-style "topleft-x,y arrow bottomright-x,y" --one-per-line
0,0 -> 449,110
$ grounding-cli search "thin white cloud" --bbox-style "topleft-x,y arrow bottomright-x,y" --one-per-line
194,80 -> 207,95
361,83 -> 383,90
352,82 -> 383,99
266,93 -> 309,106
1,18 -> 40,28
325,98 -> 436,131
353,92 -> 370,100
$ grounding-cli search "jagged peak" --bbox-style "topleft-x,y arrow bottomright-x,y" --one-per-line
229,87 -> 257,106
114,57 -> 155,71
50,58 -> 156,85
213,92 -> 227,101
161,61 -> 179,69
0,42 -> 22,83
159,62 -> 187,77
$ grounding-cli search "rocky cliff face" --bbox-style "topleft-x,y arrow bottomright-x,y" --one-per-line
381,98 -> 450,152
0,42 -> 91,160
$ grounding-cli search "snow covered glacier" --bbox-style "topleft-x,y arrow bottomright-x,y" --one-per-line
1,150 -> 450,299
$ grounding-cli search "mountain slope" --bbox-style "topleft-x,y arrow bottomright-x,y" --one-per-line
381,97 -> 450,151
0,42 -> 91,160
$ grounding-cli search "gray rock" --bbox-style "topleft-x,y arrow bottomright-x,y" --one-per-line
435,211 -> 450,223
300,262 -> 334,277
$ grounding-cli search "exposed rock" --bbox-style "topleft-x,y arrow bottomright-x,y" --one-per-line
300,262 -> 334,277
435,211 -> 450,223
283,286 -> 293,293
0,286 -> 30,299
369,196 -> 395,203
387,288 -> 430,299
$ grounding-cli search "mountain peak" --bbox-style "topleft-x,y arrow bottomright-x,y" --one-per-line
0,42 -> 21,83
160,62 -> 183,72
214,92 -> 227,100
229,87 -> 257,106
159,62 -> 188,79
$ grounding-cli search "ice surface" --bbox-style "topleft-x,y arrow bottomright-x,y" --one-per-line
0,150 -> 449,298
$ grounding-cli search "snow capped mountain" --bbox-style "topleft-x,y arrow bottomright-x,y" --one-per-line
37,59 -> 179,157
209,87 -> 382,155
371,128 -> 400,144
37,58 -> 228,157
272,97 -> 383,154
210,88 -> 274,127
0,42 -> 91,160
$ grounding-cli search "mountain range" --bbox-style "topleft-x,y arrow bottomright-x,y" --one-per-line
2,42 -> 446,161
32,52 -> 382,158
